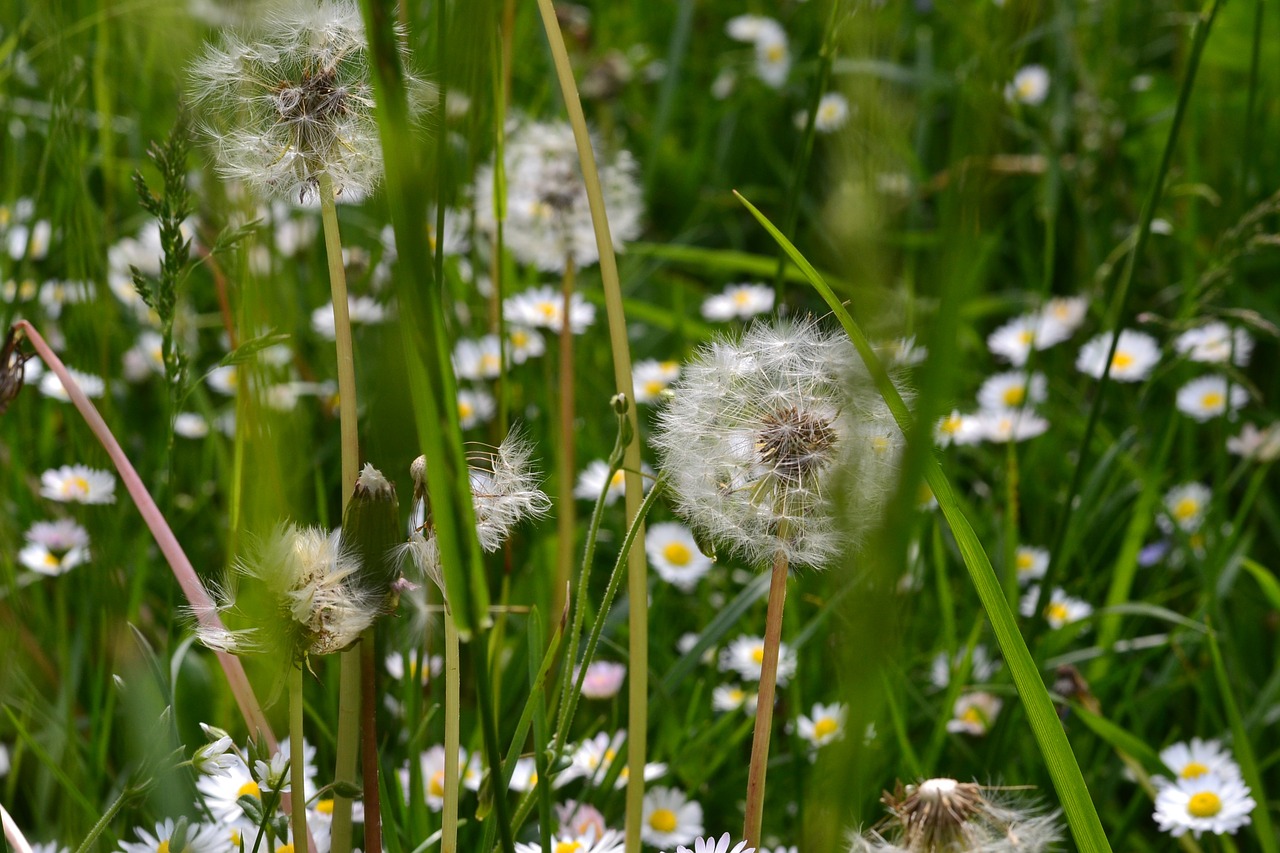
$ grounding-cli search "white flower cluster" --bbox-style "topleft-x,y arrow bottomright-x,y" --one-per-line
1153,738 -> 1256,838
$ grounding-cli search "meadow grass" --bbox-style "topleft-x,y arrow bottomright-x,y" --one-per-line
2,1 -> 1279,852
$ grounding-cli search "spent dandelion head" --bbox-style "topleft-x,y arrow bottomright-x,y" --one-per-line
189,0 -> 427,202
651,318 -> 905,570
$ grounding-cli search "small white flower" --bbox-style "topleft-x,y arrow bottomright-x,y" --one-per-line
454,335 -> 506,380
122,331 -> 166,382
311,295 -> 389,340
987,312 -> 1073,366
928,644 -> 1000,691
1175,375 -> 1248,422
18,519 -> 90,576
633,359 -> 681,404
507,326 -> 546,363
174,413 -> 210,439
712,683 -> 755,714
933,410 -> 984,447
976,408 -> 1049,443
725,15 -> 784,44
1153,774 -> 1256,838
576,660 -> 626,699
573,459 -> 653,505
812,92 -> 850,133
754,29 -> 791,89
645,522 -> 714,591
38,367 -> 105,401
560,730 -> 666,789
504,285 -> 596,334
514,830 -> 626,853
1005,64 -> 1050,105
1158,482 -> 1212,534
1014,545 -> 1050,584
385,650 -> 443,684
676,834 -> 756,853
701,283 -> 775,321
206,365 -> 238,396
1075,329 -> 1161,382
118,819 -> 224,853
40,465 -> 116,504
719,635 -> 797,685
977,371 -> 1047,411
797,701 -> 846,751
641,786 -> 704,849
1157,738 -> 1244,787
457,388 -> 496,429
1038,296 -> 1088,336
947,691 -> 1002,736
1021,586 -> 1092,629
408,745 -> 481,811
1227,423 -> 1280,462
1174,321 -> 1253,366
38,279 -> 95,318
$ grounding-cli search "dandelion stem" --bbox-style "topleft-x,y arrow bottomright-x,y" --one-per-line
318,167 -> 364,853
743,550 -> 789,848
553,255 -> 577,626
442,603 -> 462,853
360,628 -> 383,853
289,665 -> 309,850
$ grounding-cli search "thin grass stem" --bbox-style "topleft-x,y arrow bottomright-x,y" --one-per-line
743,551 -> 789,848
442,603 -> 462,853
289,665 -> 310,851
554,256 -> 578,625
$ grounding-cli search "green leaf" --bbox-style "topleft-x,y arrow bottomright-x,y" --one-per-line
1071,704 -> 1167,773
735,189 -> 1114,853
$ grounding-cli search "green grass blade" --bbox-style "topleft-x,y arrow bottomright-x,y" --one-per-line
735,190 -> 1113,853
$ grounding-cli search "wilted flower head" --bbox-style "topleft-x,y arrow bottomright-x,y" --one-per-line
652,318 -> 905,569
475,119 -> 642,272
850,778 -> 1062,852
404,429 -> 551,590
190,0 -> 426,202
195,522 -> 377,662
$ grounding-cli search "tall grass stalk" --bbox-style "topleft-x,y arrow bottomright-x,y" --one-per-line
530,3 -> 649,851
12,320 -> 277,750
734,192 -> 1114,853
742,551 -> 790,847
554,257 -> 578,623
442,603 -> 462,853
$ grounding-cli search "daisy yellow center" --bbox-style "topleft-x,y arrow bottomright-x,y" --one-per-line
649,808 -> 678,834
43,552 -> 61,568
459,401 -> 474,419
961,707 -> 985,726
1173,498 -> 1200,521
278,846 -> 295,853
733,290 -> 751,306
751,646 -> 765,665
660,360 -> 678,372
69,476 -> 90,496
1187,792 -> 1222,818
1018,330 -> 1034,345
1111,351 -> 1134,370
819,104 -> 838,122
1002,386 -> 1026,406
644,379 -> 665,397
529,771 -> 538,787
554,843 -> 582,853
1016,551 -> 1035,571
512,330 -> 529,347
538,302 -> 557,320
814,717 -> 838,740
1046,602 -> 1070,623
237,780 -> 262,799
604,748 -> 617,763
610,470 -> 625,488
765,44 -> 785,63
1200,391 -> 1224,410
662,541 -> 693,566
230,832 -> 241,846
430,770 -> 447,797
727,688 -> 745,702
316,798 -> 334,815
1180,762 -> 1210,780
157,842 -> 169,853
940,415 -> 961,434
1018,80 -> 1037,98
481,353 -> 501,372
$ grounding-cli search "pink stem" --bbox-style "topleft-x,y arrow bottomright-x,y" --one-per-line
2,803 -> 33,853
14,320 -> 277,751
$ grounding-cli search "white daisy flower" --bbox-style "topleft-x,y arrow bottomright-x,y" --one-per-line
311,295 -> 388,340
633,359 -> 681,404
18,519 -> 90,577
1020,586 -> 1092,629
1153,774 -> 1256,838
1014,545 -> 1049,584
507,326 -> 546,363
1038,295 -> 1088,336
576,660 -> 626,699
725,15 -> 784,44
38,366 -> 105,401
121,331 -> 166,382
753,29 -> 791,89
641,786 -> 704,849
453,335 -> 506,381
700,283 -> 774,322
928,644 -> 1000,691
385,650 -> 443,684
407,745 -> 482,811
556,800 -> 609,842
514,829 -> 626,853
719,635 -> 797,686
1157,738 -> 1244,786
976,408 -> 1049,443
174,413 -> 210,439
676,834 -> 756,853
118,819 -> 224,853
645,522 -> 714,591
712,683 -> 755,714
504,285 -> 596,334
206,365 -> 238,396
39,465 -> 116,504
874,336 -> 928,368
814,92 -> 851,132
38,279 -> 95,319
796,701 -> 847,751
457,388 -> 496,429
1175,375 -> 1248,422
946,691 -> 1002,736
1174,321 -> 1253,366
1005,64 -> 1050,105
1075,329 -> 1161,382
1158,482 -> 1211,534
933,410 -> 984,447
572,459 -> 654,505
1227,422 -> 1280,462
976,371 -> 1047,411
987,312 -> 1073,365
560,729 -> 666,790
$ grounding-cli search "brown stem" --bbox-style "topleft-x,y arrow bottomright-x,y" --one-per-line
360,628 -> 383,853
743,551 -> 789,848
552,256 -> 577,625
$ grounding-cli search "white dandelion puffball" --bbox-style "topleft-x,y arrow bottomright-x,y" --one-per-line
190,0 -> 426,202
652,318 -> 905,569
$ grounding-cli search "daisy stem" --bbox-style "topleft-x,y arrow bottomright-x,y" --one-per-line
553,255 -> 577,627
442,602 -> 462,853
743,550 -> 790,848
289,665 -> 309,850
1002,440 -> 1020,607
532,4 -> 647,851
318,168 -> 364,853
